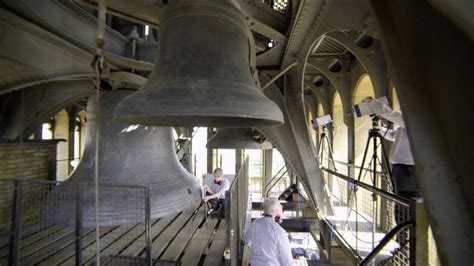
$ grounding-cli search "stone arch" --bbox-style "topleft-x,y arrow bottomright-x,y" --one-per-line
390,85 -> 401,111
303,28 -> 389,132
325,30 -> 389,98
317,102 -> 324,117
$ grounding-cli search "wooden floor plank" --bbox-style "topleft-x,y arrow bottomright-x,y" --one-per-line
2,206 -> 212,265
149,209 -> 198,260
20,229 -> 93,265
0,225 -> 64,258
159,207 -> 207,262
94,223 -> 147,264
180,217 -> 219,265
38,227 -> 115,266
0,222 -> 52,250
203,219 -> 227,266
120,215 -> 176,258
61,225 -> 135,266
19,225 -> 65,247
17,227 -> 75,259
0,233 -> 10,250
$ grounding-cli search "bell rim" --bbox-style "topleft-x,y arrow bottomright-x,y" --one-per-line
207,139 -> 273,149
113,115 -> 284,127
113,81 -> 285,127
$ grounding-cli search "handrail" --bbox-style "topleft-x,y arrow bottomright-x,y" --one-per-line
321,167 -> 411,207
321,217 -> 363,264
54,158 -> 81,162
265,169 -> 288,196
264,165 -> 286,190
226,156 -> 250,266
230,157 -> 248,189
360,221 -> 416,265
321,165 -> 415,265
332,159 -> 389,177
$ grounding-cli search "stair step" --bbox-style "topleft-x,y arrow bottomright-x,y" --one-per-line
252,201 -> 310,210
250,216 -> 319,232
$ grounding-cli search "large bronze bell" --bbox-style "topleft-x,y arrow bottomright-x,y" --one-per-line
206,128 -> 273,149
113,0 -> 284,127
45,90 -> 202,227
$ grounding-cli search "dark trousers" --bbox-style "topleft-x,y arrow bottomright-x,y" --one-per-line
392,164 -> 418,198
206,192 -> 225,218
392,164 -> 418,224
392,164 -> 418,245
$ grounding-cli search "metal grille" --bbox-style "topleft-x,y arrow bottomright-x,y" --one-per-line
311,35 -> 347,55
261,0 -> 290,14
272,0 -> 289,14
321,161 -> 414,265
0,179 -> 151,265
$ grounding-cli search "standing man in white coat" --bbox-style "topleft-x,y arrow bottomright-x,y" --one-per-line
366,97 -> 419,226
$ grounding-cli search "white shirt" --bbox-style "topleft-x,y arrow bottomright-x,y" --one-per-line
242,217 -> 294,266
209,178 -> 230,199
369,100 -> 414,165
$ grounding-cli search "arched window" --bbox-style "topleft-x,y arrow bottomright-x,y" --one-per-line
332,91 -> 348,164
54,109 -> 69,181
42,117 -> 54,139
77,110 -> 87,157
74,117 -> 81,159
316,102 -> 324,117
313,102 -> 324,146
304,101 -> 316,145
391,86 -> 401,111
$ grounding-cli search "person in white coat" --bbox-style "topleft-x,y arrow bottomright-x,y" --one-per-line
242,197 -> 294,266
366,97 -> 419,226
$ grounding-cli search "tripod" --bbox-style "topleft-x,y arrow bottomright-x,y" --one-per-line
353,115 -> 393,251
356,115 -> 392,184
317,125 -> 337,171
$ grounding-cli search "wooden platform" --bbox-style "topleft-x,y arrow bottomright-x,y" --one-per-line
0,204 -> 227,265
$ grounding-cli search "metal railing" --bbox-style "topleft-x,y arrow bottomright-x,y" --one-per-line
320,160 -> 416,265
0,178 -> 152,265
333,159 -> 390,179
265,165 -> 290,197
360,221 -> 415,265
225,157 -> 250,266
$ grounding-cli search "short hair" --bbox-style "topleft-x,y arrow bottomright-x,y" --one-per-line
263,197 -> 279,215
213,168 -> 223,176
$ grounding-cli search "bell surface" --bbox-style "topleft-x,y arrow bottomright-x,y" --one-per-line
44,90 -> 202,227
206,128 -> 273,149
113,0 -> 284,127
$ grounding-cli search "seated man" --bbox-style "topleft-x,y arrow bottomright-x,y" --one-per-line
202,168 -> 230,218
242,197 -> 294,266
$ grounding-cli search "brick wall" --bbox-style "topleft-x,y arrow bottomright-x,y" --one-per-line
0,140 -> 58,182
0,140 -> 58,233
